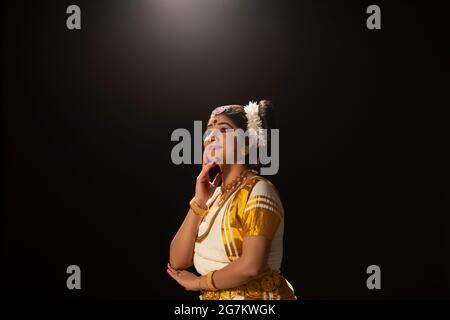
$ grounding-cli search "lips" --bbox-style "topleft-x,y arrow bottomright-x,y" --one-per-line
203,144 -> 223,164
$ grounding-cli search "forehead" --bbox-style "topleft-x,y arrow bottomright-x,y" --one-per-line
207,114 -> 233,126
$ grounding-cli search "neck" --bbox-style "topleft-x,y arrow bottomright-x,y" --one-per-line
220,164 -> 249,186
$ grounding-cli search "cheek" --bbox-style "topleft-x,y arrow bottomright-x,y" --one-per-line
223,136 -> 234,153
223,137 -> 238,161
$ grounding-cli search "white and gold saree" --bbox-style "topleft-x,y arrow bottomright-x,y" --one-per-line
194,175 -> 297,300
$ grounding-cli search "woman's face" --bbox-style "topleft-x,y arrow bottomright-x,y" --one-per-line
203,114 -> 238,166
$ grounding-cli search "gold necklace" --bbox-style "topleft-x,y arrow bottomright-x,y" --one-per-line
216,169 -> 258,207
196,169 -> 258,243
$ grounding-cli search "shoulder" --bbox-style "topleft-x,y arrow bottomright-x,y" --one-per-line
250,177 -> 279,196
250,177 -> 281,200
247,176 -> 284,215
231,176 -> 284,213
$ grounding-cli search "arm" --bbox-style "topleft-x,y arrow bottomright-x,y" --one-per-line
167,235 -> 271,291
169,208 -> 203,270
208,235 -> 271,289
211,182 -> 283,289
169,161 -> 222,270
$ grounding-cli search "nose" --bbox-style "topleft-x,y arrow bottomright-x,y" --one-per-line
207,135 -> 216,142
204,132 -> 216,146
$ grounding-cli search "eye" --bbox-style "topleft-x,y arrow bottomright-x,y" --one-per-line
219,128 -> 234,133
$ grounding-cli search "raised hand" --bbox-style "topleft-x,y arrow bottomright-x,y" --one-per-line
194,161 -> 222,208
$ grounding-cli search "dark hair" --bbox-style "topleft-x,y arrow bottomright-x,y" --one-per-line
216,100 -> 277,132
211,100 -> 277,170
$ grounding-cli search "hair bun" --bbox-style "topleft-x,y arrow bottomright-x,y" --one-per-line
257,99 -> 276,130
258,100 -> 273,109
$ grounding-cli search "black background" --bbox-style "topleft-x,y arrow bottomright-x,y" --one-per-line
2,0 -> 449,300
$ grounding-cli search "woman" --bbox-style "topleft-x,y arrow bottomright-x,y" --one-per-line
167,100 -> 296,300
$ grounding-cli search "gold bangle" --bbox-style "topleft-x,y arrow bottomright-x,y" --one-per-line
190,197 -> 209,217
206,271 -> 218,291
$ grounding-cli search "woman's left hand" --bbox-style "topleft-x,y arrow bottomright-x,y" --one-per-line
166,263 -> 201,291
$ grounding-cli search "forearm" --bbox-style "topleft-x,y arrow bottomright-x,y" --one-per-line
169,209 -> 203,270
208,257 -> 268,290
205,236 -> 271,290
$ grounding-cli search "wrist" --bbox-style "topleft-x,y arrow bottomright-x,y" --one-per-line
190,197 -> 209,217
194,196 -> 208,209
197,275 -> 208,291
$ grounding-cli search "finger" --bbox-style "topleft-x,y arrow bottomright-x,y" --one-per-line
203,160 -> 217,172
167,266 -> 178,276
166,269 -> 186,287
211,171 -> 222,187
167,263 -> 177,272
167,269 -> 180,283
167,268 -> 181,280
167,268 -> 175,276
202,149 -> 214,168
198,161 -> 216,179
166,269 -> 177,279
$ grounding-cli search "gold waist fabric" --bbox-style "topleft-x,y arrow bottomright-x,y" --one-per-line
201,270 -> 297,300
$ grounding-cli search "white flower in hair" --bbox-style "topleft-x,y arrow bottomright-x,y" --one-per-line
244,101 -> 267,147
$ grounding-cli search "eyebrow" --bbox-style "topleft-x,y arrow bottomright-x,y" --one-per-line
207,121 -> 234,128
217,121 -> 233,127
